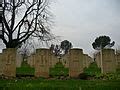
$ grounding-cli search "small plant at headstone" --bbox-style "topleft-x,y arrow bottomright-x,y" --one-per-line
16,61 -> 35,76
84,62 -> 101,76
49,62 -> 69,78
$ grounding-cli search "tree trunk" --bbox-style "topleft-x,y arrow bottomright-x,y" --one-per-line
5,39 -> 21,48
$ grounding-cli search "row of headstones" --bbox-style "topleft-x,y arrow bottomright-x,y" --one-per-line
95,49 -> 120,73
0,48 -> 92,78
28,48 -> 93,78
1,48 -> 119,78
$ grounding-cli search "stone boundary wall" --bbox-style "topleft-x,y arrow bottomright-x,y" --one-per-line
87,55 -> 93,67
49,53 -> 59,68
116,52 -> 120,69
83,54 -> 92,68
27,54 -> 35,67
95,52 -> 101,68
60,54 -> 70,68
16,52 -> 22,67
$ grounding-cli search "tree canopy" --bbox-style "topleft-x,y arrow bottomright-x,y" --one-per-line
60,40 -> 72,54
92,35 -> 115,50
50,40 -> 73,57
0,0 -> 54,48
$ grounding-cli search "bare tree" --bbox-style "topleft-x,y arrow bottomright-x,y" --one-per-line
0,0 -> 54,48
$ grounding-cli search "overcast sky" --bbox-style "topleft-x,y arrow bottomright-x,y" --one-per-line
50,0 -> 120,55
0,0 -> 120,55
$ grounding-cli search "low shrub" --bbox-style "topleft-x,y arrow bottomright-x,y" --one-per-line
84,62 -> 101,76
95,73 -> 118,80
49,62 -> 69,77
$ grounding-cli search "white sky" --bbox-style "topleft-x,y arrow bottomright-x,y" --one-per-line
50,0 -> 120,55
0,0 -> 120,55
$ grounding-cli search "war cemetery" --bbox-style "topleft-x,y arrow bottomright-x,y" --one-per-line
0,0 -> 120,90
0,44 -> 120,89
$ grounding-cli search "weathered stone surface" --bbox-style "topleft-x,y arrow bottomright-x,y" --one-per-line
49,54 -> 58,68
0,47 -> 118,78
116,52 -> 120,69
83,54 -> 87,68
69,48 -> 84,78
3,48 -> 16,77
86,55 -> 92,68
16,53 -> 22,67
35,48 -> 51,78
102,49 -> 116,73
0,53 -> 4,75
49,54 -> 70,68
0,53 -> 2,75
95,52 -> 101,68
95,49 -> 116,73
83,54 -> 92,68
27,54 -> 35,67
60,54 -> 69,68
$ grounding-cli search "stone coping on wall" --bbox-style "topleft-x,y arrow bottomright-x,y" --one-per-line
2,48 -> 17,52
70,48 -> 83,52
36,48 -> 83,50
102,48 -> 115,52
71,48 -> 83,51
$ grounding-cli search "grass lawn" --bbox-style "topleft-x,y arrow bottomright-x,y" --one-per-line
0,79 -> 120,90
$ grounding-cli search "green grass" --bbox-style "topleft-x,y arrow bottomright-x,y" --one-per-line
0,79 -> 120,90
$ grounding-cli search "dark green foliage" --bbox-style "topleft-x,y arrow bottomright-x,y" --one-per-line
83,62 -> 120,80
79,73 -> 88,80
84,62 -> 101,76
60,40 -> 72,54
116,69 -> 120,79
92,36 -> 115,50
95,73 -> 119,80
49,62 -> 69,77
116,69 -> 120,74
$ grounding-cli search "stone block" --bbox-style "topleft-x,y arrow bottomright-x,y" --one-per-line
101,49 -> 116,73
35,48 -> 51,78
69,48 -> 84,78
0,53 -> 4,75
3,48 -> 16,77
116,52 -> 120,69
